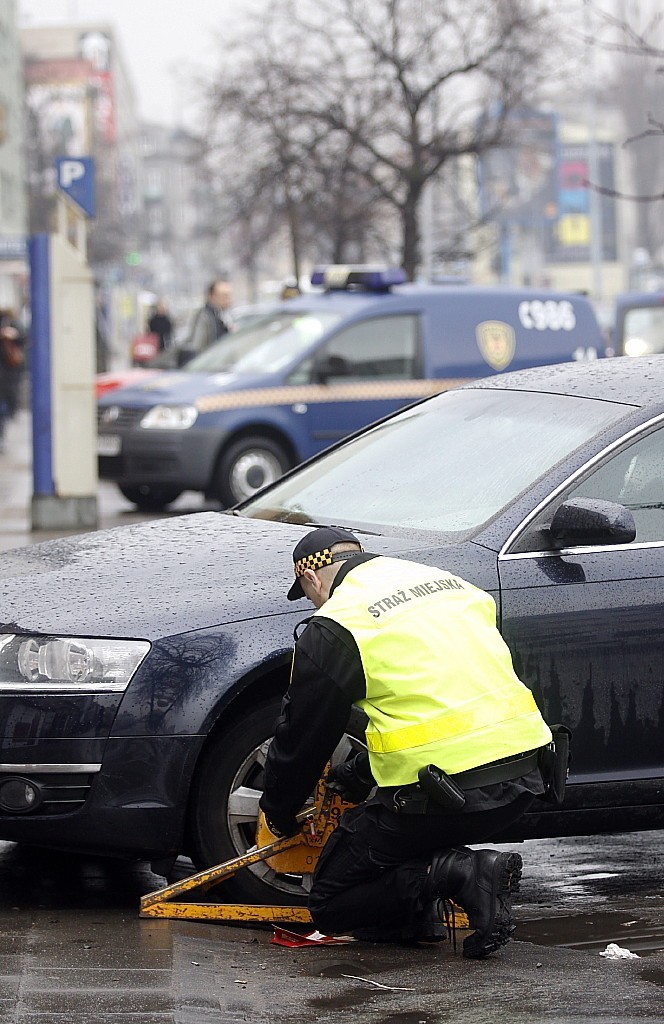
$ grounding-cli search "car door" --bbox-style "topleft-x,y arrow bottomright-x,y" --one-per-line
498,418 -> 664,796
288,314 -> 422,455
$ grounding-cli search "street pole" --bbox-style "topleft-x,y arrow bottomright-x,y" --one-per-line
27,234 -> 54,501
585,6 -> 603,301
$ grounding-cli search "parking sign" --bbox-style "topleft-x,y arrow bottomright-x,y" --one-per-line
55,157 -> 96,217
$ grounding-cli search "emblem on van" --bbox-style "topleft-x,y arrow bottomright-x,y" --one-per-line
475,320 -> 516,370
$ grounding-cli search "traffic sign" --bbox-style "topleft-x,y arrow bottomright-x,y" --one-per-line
55,157 -> 96,217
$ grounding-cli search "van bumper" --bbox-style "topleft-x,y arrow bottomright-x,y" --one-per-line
98,427 -> 226,491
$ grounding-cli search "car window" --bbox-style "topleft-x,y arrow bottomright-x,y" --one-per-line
241,388 -> 628,539
512,424 -> 664,552
567,427 -> 664,544
291,315 -> 419,384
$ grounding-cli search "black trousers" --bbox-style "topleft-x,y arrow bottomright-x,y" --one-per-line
308,793 -> 534,939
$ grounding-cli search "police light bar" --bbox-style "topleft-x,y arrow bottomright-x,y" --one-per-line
310,265 -> 407,291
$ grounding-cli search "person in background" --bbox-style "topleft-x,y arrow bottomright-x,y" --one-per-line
280,277 -> 301,300
95,288 -> 111,374
179,280 -> 233,366
0,309 -> 27,454
148,300 -> 174,352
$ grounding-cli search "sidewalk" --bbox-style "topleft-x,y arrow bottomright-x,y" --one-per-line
0,410 -> 206,552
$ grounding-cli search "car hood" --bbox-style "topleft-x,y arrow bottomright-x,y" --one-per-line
0,513 -> 444,640
98,370 -> 275,409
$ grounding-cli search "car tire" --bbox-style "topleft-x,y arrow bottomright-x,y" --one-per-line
187,697 -> 367,905
214,436 -> 290,506
118,485 -> 183,511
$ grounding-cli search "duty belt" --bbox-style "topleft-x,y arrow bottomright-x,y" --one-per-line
390,749 -> 541,814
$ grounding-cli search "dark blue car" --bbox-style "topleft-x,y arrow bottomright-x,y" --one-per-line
97,269 -> 603,509
1,356 -> 662,905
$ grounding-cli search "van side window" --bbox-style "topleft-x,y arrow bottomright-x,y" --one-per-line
296,315 -> 419,384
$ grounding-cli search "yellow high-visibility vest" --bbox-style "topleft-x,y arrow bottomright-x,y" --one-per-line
314,557 -> 552,787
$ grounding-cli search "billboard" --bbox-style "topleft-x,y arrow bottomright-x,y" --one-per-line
478,109 -> 558,226
25,51 -> 116,154
544,142 -> 617,263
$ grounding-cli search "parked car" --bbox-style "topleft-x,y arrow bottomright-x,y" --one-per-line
96,368 -> 157,399
2,356 -> 663,905
97,267 -> 604,511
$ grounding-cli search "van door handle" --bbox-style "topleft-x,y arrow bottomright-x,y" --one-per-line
292,403 -> 308,414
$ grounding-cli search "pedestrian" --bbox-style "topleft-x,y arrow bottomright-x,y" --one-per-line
280,277 -> 301,300
259,527 -> 555,957
94,289 -> 111,373
0,309 -> 27,453
147,300 -> 174,352
179,279 -> 232,365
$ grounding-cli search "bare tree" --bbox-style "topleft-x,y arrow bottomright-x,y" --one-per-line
576,0 -> 664,269
201,16 -> 385,285
201,0 -> 553,281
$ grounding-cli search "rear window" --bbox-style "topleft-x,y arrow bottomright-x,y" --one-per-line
242,388 -> 628,538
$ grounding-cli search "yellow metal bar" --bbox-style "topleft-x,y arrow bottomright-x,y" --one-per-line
140,902 -> 313,923
138,779 -> 472,932
140,834 -> 302,911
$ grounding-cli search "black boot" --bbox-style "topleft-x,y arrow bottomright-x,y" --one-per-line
426,847 -> 523,958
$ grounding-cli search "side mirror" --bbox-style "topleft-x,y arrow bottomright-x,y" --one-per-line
314,354 -> 349,384
549,497 -> 636,549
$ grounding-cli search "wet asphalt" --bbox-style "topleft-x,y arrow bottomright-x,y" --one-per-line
0,834 -> 662,1023
1,412 -> 664,1021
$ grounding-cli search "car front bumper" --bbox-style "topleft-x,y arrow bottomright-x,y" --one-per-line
0,734 -> 203,858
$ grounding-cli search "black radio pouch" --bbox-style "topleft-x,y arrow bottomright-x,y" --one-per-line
417,764 -> 467,811
538,725 -> 572,806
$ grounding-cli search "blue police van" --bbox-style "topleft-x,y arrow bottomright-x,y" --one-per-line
97,267 -> 604,509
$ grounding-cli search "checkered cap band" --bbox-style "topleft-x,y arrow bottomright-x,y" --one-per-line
294,548 -> 334,577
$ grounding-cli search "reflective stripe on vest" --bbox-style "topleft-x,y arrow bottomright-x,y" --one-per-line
315,557 -> 552,787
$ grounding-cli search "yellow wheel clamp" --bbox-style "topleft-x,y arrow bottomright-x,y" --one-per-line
140,780 -> 468,929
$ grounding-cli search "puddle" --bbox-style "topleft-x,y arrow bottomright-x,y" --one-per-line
518,911 -> 664,957
378,1015 -> 439,1024
640,969 -> 664,987
313,959 -> 393,978
309,989 -> 374,1010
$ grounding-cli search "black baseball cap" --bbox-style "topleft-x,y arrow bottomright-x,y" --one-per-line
287,526 -> 362,601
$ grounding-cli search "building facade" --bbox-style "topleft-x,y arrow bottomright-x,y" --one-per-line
0,0 -> 27,310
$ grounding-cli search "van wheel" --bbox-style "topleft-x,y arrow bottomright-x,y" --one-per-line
119,485 -> 183,510
187,698 -> 367,905
213,436 -> 290,506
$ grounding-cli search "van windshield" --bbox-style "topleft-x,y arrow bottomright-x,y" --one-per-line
241,388 -> 628,538
185,312 -> 343,375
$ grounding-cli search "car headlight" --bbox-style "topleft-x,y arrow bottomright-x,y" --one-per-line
140,405 -> 198,429
0,635 -> 150,693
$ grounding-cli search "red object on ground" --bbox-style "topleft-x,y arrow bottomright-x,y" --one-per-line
271,927 -> 355,948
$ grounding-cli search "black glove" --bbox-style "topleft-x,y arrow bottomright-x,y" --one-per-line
264,814 -> 299,839
325,751 -> 375,803
259,794 -> 299,838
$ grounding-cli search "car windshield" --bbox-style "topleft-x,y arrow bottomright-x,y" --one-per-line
241,388 -> 628,538
184,311 -> 342,374
622,306 -> 664,356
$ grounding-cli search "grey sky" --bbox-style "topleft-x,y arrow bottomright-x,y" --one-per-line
18,0 -> 241,126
